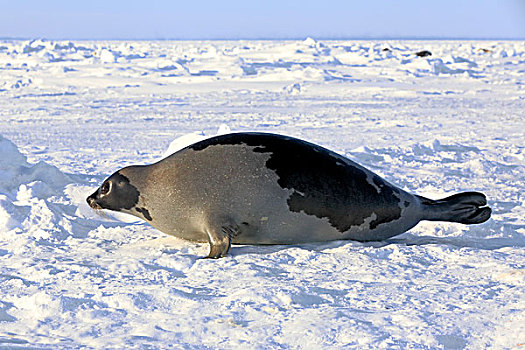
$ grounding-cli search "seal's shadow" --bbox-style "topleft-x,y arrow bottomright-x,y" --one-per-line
230,221 -> 525,256
385,235 -> 525,250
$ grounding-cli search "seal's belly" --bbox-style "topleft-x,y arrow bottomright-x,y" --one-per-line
225,182 -> 421,244
230,196 -> 421,244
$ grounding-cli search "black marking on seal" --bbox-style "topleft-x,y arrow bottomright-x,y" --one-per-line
189,133 -> 403,233
135,207 -> 153,221
404,201 -> 411,207
89,172 -> 140,212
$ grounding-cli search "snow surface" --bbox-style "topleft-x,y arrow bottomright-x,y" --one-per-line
0,38 -> 524,349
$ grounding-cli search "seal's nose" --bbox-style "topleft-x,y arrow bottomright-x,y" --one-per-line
86,195 -> 98,209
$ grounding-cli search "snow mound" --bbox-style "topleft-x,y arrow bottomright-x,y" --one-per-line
0,135 -> 70,195
0,134 -> 72,238
160,124 -> 231,159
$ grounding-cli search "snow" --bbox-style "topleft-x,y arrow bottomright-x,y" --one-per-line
0,38 -> 524,349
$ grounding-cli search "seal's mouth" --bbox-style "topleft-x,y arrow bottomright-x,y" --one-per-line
87,195 -> 103,210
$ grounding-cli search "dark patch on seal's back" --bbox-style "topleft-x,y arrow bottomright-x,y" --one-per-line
190,133 -> 402,232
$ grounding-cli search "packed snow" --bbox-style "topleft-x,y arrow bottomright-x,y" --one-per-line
0,38 -> 524,349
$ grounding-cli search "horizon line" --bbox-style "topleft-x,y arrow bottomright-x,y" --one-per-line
1,36 -> 524,42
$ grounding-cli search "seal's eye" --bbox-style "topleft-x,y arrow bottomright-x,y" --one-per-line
100,181 -> 111,195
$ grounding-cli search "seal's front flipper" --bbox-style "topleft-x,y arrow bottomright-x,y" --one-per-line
204,223 -> 239,259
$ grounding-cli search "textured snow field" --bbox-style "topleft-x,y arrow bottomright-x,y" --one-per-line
0,39 -> 524,349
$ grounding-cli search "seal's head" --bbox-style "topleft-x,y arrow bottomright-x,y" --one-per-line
87,166 -> 153,222
87,171 -> 140,212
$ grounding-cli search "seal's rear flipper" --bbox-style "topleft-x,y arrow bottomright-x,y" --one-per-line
418,192 -> 491,224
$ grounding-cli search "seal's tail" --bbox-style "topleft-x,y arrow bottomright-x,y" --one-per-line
418,192 -> 491,224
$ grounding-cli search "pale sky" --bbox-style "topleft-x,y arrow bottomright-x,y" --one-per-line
1,0 -> 524,40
